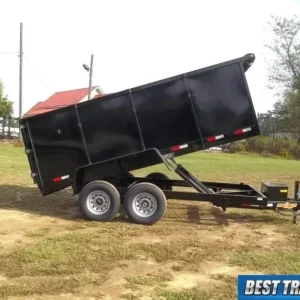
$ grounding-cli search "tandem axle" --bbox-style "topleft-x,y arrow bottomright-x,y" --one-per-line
75,158 -> 300,225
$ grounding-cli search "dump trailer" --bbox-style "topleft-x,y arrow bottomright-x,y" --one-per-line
20,53 -> 300,225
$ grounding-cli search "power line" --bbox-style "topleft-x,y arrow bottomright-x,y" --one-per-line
24,55 -> 53,93
0,51 -> 53,93
0,51 -> 19,55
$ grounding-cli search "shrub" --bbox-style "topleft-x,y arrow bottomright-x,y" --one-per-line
228,136 -> 300,159
227,141 -> 246,153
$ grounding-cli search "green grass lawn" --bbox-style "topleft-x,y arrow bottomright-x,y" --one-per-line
139,150 -> 300,197
1,142 -> 299,188
0,142 -> 300,300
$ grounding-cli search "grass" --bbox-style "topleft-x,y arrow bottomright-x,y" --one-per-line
125,275 -> 167,290
0,232 -> 134,278
122,294 -> 139,300
231,251 -> 300,274
129,237 -> 236,270
1,142 -> 300,299
155,288 -> 212,300
24,228 -> 51,237
0,275 -> 94,298
155,285 -> 236,300
125,269 -> 174,290
1,142 -> 300,192
0,231 -> 234,278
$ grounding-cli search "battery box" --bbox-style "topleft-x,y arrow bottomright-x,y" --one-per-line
261,182 -> 288,201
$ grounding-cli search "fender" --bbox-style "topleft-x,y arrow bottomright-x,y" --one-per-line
73,148 -> 167,194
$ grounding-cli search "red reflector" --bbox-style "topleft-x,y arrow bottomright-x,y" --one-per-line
234,129 -> 244,135
171,145 -> 180,152
234,127 -> 252,135
53,177 -> 62,182
207,136 -> 216,142
242,203 -> 251,207
53,175 -> 69,183
206,134 -> 224,143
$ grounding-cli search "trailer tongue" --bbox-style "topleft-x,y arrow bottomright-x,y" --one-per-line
20,53 -> 300,225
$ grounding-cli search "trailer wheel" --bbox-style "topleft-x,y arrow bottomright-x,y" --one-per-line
78,180 -> 121,221
146,172 -> 172,191
123,183 -> 167,225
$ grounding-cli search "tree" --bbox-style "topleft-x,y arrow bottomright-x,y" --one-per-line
0,80 -> 13,118
257,109 -> 286,137
276,77 -> 300,142
263,15 -> 300,142
268,77 -> 300,142
257,111 -> 276,136
265,15 -> 300,92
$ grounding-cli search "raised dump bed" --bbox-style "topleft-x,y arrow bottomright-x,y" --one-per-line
20,53 -> 300,225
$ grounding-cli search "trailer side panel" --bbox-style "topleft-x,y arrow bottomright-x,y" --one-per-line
186,62 -> 258,139
26,106 -> 89,185
131,79 -> 200,150
78,93 -> 144,163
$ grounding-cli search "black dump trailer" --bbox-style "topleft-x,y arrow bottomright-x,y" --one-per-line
20,53 -> 300,225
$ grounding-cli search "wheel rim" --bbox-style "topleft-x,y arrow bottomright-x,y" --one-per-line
86,190 -> 111,215
132,192 -> 157,217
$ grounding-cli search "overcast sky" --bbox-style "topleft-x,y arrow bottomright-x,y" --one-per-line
1,0 -> 300,117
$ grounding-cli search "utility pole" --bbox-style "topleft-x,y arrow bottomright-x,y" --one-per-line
88,54 -> 94,100
19,23 -> 23,131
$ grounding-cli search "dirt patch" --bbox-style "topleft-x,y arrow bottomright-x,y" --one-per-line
125,234 -> 179,245
0,212 -> 36,252
201,261 -> 262,277
6,295 -> 98,300
167,272 -> 220,290
0,207 -> 83,255
250,226 -> 287,249
79,260 -> 157,300
125,212 -> 287,251
194,223 -> 287,251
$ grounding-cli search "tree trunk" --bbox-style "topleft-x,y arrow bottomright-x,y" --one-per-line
1,119 -> 5,135
7,118 -> 11,138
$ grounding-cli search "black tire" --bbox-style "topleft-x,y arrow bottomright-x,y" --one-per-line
123,182 -> 167,225
78,180 -> 121,221
146,172 -> 172,191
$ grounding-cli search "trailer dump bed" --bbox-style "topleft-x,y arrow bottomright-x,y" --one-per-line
21,53 -> 259,196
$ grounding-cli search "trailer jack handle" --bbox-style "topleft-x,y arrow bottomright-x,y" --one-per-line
274,181 -> 300,224
293,208 -> 298,224
294,181 -> 299,200
275,206 -> 300,224
293,181 -> 300,224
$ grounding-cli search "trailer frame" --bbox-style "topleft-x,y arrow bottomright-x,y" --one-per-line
72,150 -> 300,225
